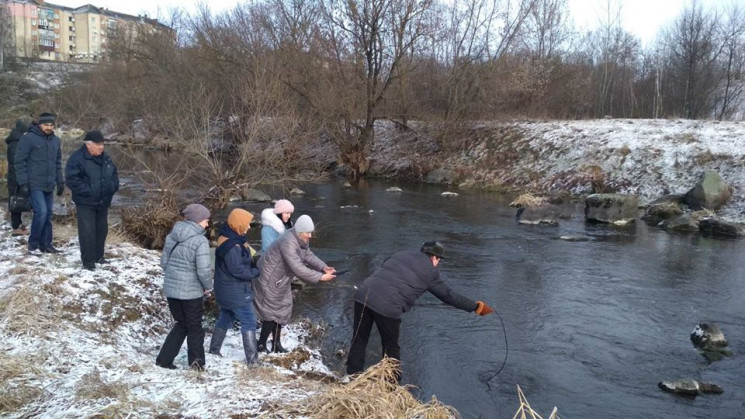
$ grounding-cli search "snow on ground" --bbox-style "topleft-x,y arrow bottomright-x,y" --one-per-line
0,209 -> 334,418
441,119 -> 745,223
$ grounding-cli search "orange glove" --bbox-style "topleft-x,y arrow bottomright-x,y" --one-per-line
475,301 -> 494,316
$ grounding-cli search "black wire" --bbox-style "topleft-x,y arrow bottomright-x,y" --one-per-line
481,306 -> 508,391
413,303 -> 509,390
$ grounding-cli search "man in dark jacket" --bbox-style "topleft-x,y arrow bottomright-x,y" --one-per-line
346,241 -> 495,379
65,130 -> 119,271
5,120 -> 30,236
15,113 -> 65,254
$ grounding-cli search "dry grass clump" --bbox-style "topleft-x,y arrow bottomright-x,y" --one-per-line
0,158 -> 7,178
269,357 -> 459,418
106,225 -> 132,245
513,385 -> 559,419
691,209 -> 716,221
0,285 -> 60,335
121,203 -> 180,250
265,348 -> 312,370
0,352 -> 47,414
510,193 -> 548,208
75,369 -> 130,400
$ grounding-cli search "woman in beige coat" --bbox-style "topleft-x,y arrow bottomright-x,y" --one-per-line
254,215 -> 335,352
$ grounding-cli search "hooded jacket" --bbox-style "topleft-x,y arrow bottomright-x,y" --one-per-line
65,144 -> 119,209
161,220 -> 213,300
5,120 -> 28,189
254,229 -> 327,324
261,207 -> 286,250
14,124 -> 63,192
213,215 -> 261,310
354,249 -> 477,319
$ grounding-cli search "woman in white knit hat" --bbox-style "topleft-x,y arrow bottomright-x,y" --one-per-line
253,214 -> 336,353
260,199 -> 294,251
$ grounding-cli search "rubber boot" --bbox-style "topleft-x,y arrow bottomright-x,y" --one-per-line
242,330 -> 260,366
209,327 -> 228,356
257,321 -> 274,353
272,323 -> 288,353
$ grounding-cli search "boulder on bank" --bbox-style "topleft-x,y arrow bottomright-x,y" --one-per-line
516,204 -> 560,226
641,195 -> 685,224
584,193 -> 638,225
425,168 -> 453,184
658,379 -> 723,396
660,214 -> 699,233
698,218 -> 745,238
240,187 -> 272,202
684,171 -> 732,211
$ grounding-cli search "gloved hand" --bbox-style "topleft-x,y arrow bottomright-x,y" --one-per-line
56,182 -> 65,196
475,300 -> 494,316
18,185 -> 29,197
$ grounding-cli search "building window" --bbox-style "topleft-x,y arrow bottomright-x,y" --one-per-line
69,45 -> 74,51
69,26 -> 73,31
31,20 -> 37,25
69,35 -> 73,41
68,16 -> 73,22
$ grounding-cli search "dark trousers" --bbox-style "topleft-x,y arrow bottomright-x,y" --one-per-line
157,297 -> 206,368
28,190 -> 54,251
76,205 -> 109,266
346,301 -> 402,376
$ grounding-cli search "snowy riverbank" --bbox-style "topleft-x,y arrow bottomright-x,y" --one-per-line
0,209 -> 337,417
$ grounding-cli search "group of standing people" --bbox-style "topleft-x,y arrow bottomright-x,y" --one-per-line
158,200 -> 335,371
157,199 -> 495,381
5,113 -> 119,271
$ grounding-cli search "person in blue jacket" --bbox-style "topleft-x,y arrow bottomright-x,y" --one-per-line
14,113 -> 64,254
209,208 -> 262,365
5,119 -> 30,236
65,130 -> 119,271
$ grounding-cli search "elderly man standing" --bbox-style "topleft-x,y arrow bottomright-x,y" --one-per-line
65,130 -> 119,271
15,112 -> 64,254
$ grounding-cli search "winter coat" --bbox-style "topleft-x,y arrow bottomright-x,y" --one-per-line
254,229 -> 327,324
161,221 -> 213,300
14,124 -> 63,192
261,208 -> 286,250
65,144 -> 119,209
214,230 -> 261,310
354,249 -> 478,319
5,120 -> 27,190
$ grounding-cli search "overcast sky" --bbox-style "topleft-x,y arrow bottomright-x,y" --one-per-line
51,0 -> 736,47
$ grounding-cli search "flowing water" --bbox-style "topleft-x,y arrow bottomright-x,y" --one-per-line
107,148 -> 744,418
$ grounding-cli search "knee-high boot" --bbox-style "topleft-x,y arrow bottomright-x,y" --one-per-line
272,323 -> 288,353
209,327 -> 228,356
242,330 -> 260,365
257,320 -> 274,353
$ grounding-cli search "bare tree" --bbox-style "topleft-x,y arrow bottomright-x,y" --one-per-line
716,3 -> 745,120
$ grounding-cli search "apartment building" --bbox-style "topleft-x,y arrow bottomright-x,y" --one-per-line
1,0 -> 170,63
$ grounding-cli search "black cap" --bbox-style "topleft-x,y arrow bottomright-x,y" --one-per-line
421,241 -> 445,258
38,112 -> 56,125
84,130 -> 105,143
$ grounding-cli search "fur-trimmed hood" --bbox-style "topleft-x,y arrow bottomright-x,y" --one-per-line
261,207 -> 286,235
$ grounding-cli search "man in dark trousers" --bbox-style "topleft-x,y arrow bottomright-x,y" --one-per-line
15,113 -> 65,254
346,241 -> 495,380
5,120 -> 30,236
65,130 -> 119,271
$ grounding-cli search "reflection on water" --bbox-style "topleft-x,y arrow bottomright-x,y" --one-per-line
106,149 -> 744,418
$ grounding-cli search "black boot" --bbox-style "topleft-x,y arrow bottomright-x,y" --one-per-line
257,321 -> 274,353
272,323 -> 288,353
242,330 -> 260,366
209,327 -> 228,356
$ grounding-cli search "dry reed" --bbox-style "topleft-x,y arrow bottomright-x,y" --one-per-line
0,284 -> 60,335
513,385 -> 559,419
0,352 -> 47,414
265,356 -> 460,418
74,369 -> 130,400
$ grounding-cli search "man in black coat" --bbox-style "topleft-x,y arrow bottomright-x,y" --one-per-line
5,120 -> 30,236
346,241 -> 495,380
15,113 -> 64,254
65,130 -> 119,271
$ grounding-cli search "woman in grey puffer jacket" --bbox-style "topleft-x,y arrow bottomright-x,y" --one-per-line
254,215 -> 336,352
156,204 -> 213,370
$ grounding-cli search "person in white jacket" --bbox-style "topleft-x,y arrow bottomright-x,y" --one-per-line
261,199 -> 294,251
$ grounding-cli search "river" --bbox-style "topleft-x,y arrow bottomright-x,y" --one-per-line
107,147 -> 744,418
